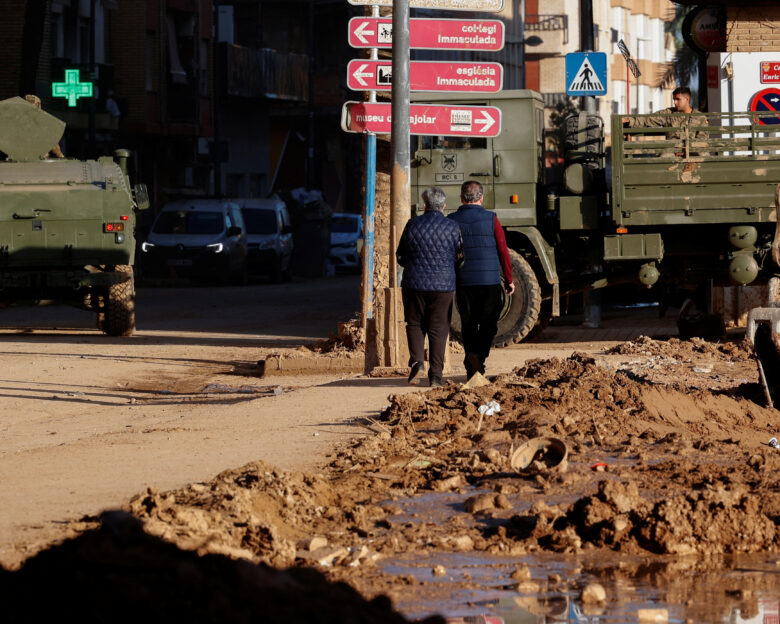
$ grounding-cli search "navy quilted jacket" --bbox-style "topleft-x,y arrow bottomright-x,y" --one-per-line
448,204 -> 501,286
396,210 -> 463,292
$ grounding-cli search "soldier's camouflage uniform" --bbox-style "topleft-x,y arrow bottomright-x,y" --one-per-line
625,107 -> 708,157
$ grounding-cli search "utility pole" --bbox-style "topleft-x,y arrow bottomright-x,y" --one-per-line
580,0 -> 596,115
387,0 -> 411,366
580,0 -> 601,328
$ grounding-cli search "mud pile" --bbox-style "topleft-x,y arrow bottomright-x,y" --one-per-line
308,318 -> 364,353
4,343 -> 779,607
125,351 -> 779,571
607,335 -> 753,362
0,511 -> 442,624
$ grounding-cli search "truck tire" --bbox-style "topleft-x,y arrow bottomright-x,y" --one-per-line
97,265 -> 136,336
450,250 -> 542,348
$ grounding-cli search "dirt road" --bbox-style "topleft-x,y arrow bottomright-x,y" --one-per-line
0,276 -> 677,568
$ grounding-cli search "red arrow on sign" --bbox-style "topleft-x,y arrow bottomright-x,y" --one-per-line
347,60 -> 503,93
341,101 -> 502,137
348,17 -> 505,51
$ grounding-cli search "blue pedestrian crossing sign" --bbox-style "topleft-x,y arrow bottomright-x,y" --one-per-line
565,52 -> 607,96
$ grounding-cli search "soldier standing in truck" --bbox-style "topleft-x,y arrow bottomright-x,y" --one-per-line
623,87 -> 708,156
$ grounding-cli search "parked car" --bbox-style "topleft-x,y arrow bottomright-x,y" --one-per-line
140,199 -> 247,282
237,198 -> 294,282
329,213 -> 363,272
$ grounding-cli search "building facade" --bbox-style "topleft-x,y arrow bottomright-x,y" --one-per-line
2,0 -> 360,219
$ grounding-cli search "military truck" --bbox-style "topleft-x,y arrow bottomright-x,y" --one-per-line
411,90 -> 780,346
0,97 -> 149,335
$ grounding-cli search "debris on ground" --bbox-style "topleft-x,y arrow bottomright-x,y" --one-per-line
606,335 -> 752,362
307,318 -> 364,353
3,337 -> 779,610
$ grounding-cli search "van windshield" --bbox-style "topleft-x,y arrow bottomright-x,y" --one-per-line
153,211 -> 223,235
242,209 -> 278,235
332,216 -> 360,233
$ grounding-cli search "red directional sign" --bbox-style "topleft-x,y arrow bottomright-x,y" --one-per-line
348,17 -> 504,51
341,101 -> 502,137
347,60 -> 502,93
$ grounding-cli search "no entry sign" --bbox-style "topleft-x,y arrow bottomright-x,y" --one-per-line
341,101 -> 502,137
749,88 -> 780,125
347,60 -> 502,93
348,17 -> 504,51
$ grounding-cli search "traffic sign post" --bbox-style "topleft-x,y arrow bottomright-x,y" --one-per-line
342,101 -> 501,137
565,52 -> 607,97
348,0 -> 505,11
348,17 -> 504,51
347,60 -> 503,93
346,0 -> 506,371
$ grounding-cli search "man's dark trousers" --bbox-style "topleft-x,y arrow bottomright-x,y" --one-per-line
456,284 -> 504,377
402,289 -> 454,380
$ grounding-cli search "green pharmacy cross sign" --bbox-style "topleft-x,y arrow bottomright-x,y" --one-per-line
52,69 -> 93,107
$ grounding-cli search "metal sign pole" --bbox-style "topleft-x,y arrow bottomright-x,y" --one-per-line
388,0 -> 410,366
361,4 -> 379,335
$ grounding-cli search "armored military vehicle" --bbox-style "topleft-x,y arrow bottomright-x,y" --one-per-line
0,97 -> 149,335
411,90 -> 780,346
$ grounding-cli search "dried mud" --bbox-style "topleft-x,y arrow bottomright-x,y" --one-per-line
3,337 -> 780,618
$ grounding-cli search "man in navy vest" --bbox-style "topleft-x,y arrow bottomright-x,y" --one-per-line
396,186 -> 464,387
448,180 -> 514,379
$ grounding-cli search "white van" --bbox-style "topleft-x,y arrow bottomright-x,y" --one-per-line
140,199 -> 247,282
237,198 -> 294,282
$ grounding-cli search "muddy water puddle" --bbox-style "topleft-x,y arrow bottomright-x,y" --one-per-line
380,551 -> 780,623
376,488 -> 780,623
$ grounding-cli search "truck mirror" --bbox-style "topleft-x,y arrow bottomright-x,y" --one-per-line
133,184 -> 150,211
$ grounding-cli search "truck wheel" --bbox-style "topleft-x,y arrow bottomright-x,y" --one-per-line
98,265 -> 136,336
450,250 -> 542,348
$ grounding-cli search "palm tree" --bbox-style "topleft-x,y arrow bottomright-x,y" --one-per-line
659,4 -> 701,96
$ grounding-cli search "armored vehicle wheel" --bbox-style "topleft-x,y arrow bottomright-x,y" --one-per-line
97,265 -> 136,336
450,250 -> 542,348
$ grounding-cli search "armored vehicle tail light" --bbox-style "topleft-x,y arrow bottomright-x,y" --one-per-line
616,227 -> 628,234
120,215 -> 129,221
104,223 -> 125,232
510,194 -> 518,204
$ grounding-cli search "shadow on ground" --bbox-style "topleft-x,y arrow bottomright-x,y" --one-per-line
0,511 -> 444,624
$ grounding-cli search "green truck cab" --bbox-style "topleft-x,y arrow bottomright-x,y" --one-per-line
411,90 -> 779,345
0,96 -> 149,335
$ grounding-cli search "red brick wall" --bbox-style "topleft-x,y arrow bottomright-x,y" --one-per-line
727,6 -> 780,52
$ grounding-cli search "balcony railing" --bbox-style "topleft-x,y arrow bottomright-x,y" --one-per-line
526,14 -> 569,45
222,44 -> 309,102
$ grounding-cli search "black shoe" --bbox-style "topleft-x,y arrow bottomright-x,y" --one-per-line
429,375 -> 445,388
408,361 -> 423,385
466,352 -> 484,376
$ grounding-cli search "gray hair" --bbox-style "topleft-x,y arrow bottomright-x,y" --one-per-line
421,186 -> 446,212
461,180 -> 483,203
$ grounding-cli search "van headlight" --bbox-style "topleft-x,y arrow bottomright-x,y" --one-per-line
141,242 -> 155,252
207,243 -> 224,253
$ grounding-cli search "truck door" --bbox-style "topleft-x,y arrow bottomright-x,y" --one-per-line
413,134 -> 494,214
